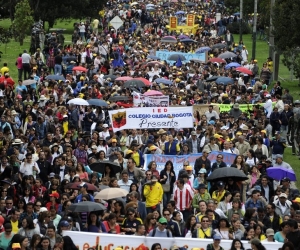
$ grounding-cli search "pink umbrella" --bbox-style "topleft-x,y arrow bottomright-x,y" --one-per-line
143,90 -> 163,96
134,77 -> 152,86
236,67 -> 253,75
116,76 -> 133,81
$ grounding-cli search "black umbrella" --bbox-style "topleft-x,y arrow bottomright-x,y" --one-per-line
90,161 -> 122,174
211,43 -> 226,50
206,167 -> 248,182
103,75 -> 117,81
185,2 -> 196,6
108,96 -> 130,102
206,76 -> 220,82
123,79 -> 146,88
69,201 -> 106,212
167,54 -> 186,61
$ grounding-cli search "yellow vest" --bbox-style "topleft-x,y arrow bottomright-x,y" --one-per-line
197,228 -> 211,238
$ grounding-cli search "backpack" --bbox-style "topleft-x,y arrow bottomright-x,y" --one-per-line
150,228 -> 171,237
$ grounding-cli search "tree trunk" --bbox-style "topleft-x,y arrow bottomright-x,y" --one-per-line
19,35 -> 24,46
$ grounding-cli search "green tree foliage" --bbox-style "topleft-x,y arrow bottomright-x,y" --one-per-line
273,0 -> 300,78
11,0 -> 34,45
0,26 -> 13,53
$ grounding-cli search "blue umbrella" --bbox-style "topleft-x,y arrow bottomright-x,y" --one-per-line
87,99 -> 108,107
178,35 -> 189,39
180,39 -> 196,43
195,46 -> 211,53
147,55 -> 160,60
146,3 -> 155,7
267,167 -> 296,181
155,78 -> 173,85
224,62 -> 241,69
45,75 -> 66,81
175,11 -> 185,15
216,77 -> 234,85
233,12 -> 240,16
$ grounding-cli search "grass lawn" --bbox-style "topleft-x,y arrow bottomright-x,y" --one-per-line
0,19 -> 299,186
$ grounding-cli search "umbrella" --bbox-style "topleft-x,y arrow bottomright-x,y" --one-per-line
218,52 -> 237,59
206,76 -> 220,82
99,185 -> 109,190
190,58 -> 205,63
180,39 -> 197,43
146,3 -> 155,7
225,62 -> 241,69
185,2 -> 196,6
162,2 -> 170,7
69,201 -> 106,212
236,67 -> 253,75
131,1 -> 138,5
208,58 -> 226,63
123,80 -> 145,89
87,99 -> 108,107
116,76 -> 132,81
45,75 -> 65,81
67,98 -> 89,106
94,188 -> 128,200
108,96 -> 130,102
65,182 -> 98,191
178,35 -> 189,39
72,66 -> 88,72
167,54 -> 186,61
155,78 -> 173,85
175,11 -> 185,15
161,39 -> 177,43
134,77 -> 152,86
195,47 -> 211,53
267,167 -> 296,181
147,61 -> 163,67
103,75 -> 117,81
143,90 -> 163,96
23,79 -> 36,86
211,43 -> 226,50
216,77 -> 234,85
233,12 -> 240,16
147,55 -> 161,60
206,167 -> 248,182
89,161 -> 122,174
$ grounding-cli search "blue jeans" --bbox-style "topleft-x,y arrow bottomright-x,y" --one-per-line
163,192 -> 172,208
146,204 -> 160,214
54,64 -> 62,75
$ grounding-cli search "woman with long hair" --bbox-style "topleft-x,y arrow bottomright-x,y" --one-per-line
253,224 -> 266,241
17,216 -> 40,238
151,243 -> 161,250
62,235 -> 78,250
182,214 -> 196,237
38,236 -> 51,250
274,221 -> 289,242
245,149 -> 258,168
241,226 -> 255,241
249,165 -> 261,188
144,213 -> 156,235
0,223 -> 14,250
214,218 -> 231,240
229,239 -> 245,250
159,160 -> 176,208
217,191 -> 232,215
76,163 -> 88,180
22,186 -> 35,204
147,161 -> 160,179
102,213 -> 121,234
227,198 -> 244,221
85,212 -> 106,233
9,235 -> 29,250
29,234 -> 41,250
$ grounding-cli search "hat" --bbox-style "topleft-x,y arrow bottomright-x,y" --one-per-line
157,129 -> 166,134
261,130 -> 266,134
91,145 -> 98,149
12,139 -> 23,145
103,124 -> 108,128
265,158 -> 272,163
293,197 -> 300,203
1,179 -> 11,185
39,95 -> 47,101
208,120 -> 215,125
146,139 -> 153,145
60,220 -> 70,227
266,228 -> 274,236
39,207 -> 48,212
135,244 -> 148,250
186,166 -> 193,171
49,172 -> 55,178
275,131 -> 281,135
70,61 -> 76,64
191,131 -> 197,136
217,181 -> 225,187
279,193 -> 287,198
199,168 -> 207,174
213,234 -> 221,240
236,131 -> 242,136
80,76 -> 85,80
12,243 -> 21,249
52,143 -> 58,147
63,115 -> 68,118
149,145 -> 157,151
202,149 -> 211,154
112,139 -> 117,143
78,182 -> 88,189
266,94 -> 271,98
49,192 -> 60,199
233,103 -> 239,109
11,110 -> 18,116
254,185 -> 261,191
17,94 -> 22,99
198,183 -> 206,189
242,125 -> 249,130
158,217 -> 168,224
281,177 -> 291,182
214,134 -> 223,139
250,239 -> 261,246
221,126 -> 229,130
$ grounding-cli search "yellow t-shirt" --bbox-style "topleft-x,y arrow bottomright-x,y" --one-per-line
11,220 -> 19,233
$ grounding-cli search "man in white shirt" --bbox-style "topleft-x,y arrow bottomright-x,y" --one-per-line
19,153 -> 40,178
21,50 -> 31,80
264,94 -> 273,118
205,105 -> 219,121
117,171 -> 133,192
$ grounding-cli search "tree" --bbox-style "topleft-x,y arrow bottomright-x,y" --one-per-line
0,26 -> 13,53
272,0 -> 300,78
11,0 -> 34,45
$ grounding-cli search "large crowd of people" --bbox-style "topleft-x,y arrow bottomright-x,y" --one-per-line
0,0 -> 298,250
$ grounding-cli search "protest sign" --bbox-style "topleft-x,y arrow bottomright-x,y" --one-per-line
64,231 -> 282,250
133,92 -> 169,107
144,151 -> 237,177
109,107 -> 193,132
156,51 -> 207,64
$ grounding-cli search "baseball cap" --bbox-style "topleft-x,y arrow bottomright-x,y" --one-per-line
49,172 -> 55,178
103,124 -> 108,128
186,166 -> 193,171
199,168 -> 207,174
198,184 -> 206,189
282,177 -> 291,182
149,145 -> 157,151
213,234 -> 221,240
279,193 -> 287,198
60,220 -> 70,227
63,115 -> 68,118
191,131 -> 197,136
217,181 -> 224,187
12,243 -> 21,249
293,197 -> 300,203
158,217 -> 168,224
208,120 -> 215,125
112,139 -> 117,143
266,228 -> 274,236
254,185 -> 262,191
49,192 -> 60,199
91,145 -> 98,149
